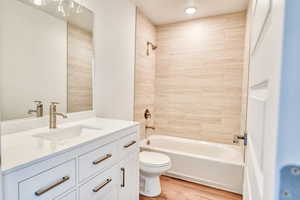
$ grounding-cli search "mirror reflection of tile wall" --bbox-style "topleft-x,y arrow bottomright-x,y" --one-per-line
67,24 -> 93,113
0,0 -> 94,121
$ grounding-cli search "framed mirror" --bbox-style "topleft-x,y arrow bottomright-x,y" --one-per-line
0,0 -> 94,121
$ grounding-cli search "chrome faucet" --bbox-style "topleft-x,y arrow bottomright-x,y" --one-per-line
28,101 -> 44,117
49,102 -> 68,129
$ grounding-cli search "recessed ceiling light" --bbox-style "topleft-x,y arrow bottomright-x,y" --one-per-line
185,7 -> 197,15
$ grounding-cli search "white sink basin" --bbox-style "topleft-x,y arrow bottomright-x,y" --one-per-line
33,125 -> 102,142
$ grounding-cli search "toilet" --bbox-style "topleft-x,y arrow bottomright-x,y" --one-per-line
139,151 -> 171,197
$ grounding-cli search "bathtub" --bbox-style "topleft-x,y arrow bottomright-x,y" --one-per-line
140,135 -> 244,194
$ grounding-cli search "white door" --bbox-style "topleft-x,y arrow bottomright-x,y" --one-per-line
243,0 -> 286,200
0,0 -> 3,197
119,152 -> 139,200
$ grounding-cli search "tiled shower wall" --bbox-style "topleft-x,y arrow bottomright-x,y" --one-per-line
134,10 -> 156,138
135,11 -> 247,144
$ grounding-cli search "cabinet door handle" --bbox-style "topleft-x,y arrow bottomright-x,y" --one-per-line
92,178 -> 112,193
35,176 -> 70,196
121,168 -> 125,187
92,154 -> 112,165
124,141 -> 136,149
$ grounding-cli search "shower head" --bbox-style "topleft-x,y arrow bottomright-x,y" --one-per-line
152,45 -> 158,50
147,41 -> 157,56
147,41 -> 157,50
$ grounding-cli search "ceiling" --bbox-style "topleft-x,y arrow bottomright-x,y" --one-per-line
133,0 -> 249,25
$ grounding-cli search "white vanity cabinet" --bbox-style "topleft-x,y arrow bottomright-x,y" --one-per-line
55,191 -> 77,200
119,152 -> 139,200
3,124 -> 139,200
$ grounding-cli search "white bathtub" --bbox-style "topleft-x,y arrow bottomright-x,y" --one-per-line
140,135 -> 244,194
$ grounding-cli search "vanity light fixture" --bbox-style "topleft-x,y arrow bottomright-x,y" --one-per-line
56,0 -> 87,16
185,7 -> 197,15
33,0 -> 87,16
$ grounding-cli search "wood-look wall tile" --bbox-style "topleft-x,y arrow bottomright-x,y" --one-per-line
154,12 -> 246,144
67,24 -> 93,113
134,10 -> 157,137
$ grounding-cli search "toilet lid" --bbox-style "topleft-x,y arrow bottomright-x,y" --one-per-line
140,151 -> 170,167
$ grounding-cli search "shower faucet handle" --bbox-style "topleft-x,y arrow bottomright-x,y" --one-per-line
144,109 -> 152,120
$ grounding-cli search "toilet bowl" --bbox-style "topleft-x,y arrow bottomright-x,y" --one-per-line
139,151 -> 171,197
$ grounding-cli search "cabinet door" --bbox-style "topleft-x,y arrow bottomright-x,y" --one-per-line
119,152 -> 139,200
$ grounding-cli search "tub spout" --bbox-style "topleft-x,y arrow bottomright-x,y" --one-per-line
146,125 -> 155,130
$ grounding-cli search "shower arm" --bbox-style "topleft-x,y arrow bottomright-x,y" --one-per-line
146,41 -> 157,56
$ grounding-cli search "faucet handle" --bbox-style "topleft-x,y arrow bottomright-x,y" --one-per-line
34,100 -> 42,105
50,102 -> 60,105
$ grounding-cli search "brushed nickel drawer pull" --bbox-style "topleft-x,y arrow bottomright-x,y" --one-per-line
35,176 -> 70,196
92,178 -> 112,193
121,168 -> 125,187
124,141 -> 136,148
92,154 -> 112,165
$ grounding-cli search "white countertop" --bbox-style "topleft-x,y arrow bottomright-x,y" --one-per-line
1,118 -> 138,174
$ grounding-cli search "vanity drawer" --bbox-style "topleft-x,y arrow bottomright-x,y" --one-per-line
19,159 -> 76,200
55,191 -> 76,200
78,142 -> 118,182
119,133 -> 139,158
79,166 -> 118,200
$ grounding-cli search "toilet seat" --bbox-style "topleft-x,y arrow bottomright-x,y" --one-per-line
140,151 -> 170,167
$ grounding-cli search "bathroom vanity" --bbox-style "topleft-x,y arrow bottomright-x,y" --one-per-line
0,0 -> 141,199
2,117 -> 139,200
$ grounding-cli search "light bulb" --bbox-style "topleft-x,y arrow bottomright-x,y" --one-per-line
33,0 -> 46,6
70,1 -> 75,8
185,7 -> 197,15
76,4 -> 83,13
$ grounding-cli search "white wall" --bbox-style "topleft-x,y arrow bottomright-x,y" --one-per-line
1,0 -> 67,121
79,0 -> 136,121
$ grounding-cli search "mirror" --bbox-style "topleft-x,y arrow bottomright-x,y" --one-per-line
0,0 -> 94,121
